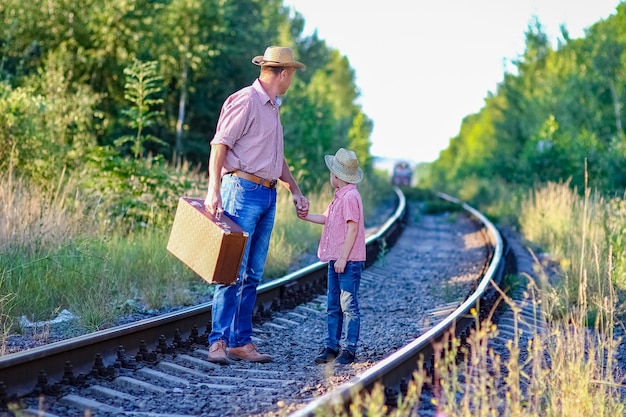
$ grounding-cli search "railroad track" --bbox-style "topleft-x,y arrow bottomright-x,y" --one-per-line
0,189 -> 513,416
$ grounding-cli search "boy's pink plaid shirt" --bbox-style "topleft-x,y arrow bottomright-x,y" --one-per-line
317,184 -> 366,263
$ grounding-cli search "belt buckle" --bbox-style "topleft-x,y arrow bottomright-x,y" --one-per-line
269,179 -> 277,189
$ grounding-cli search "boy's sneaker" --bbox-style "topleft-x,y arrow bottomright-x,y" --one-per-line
314,347 -> 338,364
335,350 -> 355,364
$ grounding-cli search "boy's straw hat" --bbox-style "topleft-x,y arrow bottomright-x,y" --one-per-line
325,148 -> 364,184
252,46 -> 305,69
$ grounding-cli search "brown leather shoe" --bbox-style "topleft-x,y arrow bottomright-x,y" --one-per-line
228,343 -> 272,363
207,340 -> 229,364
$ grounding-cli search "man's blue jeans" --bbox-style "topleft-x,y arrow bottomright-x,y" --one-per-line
325,260 -> 364,354
209,174 -> 276,348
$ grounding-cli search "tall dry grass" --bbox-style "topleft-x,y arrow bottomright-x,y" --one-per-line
519,180 -> 626,324
320,283 -> 622,416
1,164 -> 96,254
0,164 -> 199,333
429,181 -> 625,416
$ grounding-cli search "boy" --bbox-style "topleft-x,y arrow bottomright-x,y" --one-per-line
300,148 -> 366,364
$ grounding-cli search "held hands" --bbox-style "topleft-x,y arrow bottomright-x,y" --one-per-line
293,194 -> 309,219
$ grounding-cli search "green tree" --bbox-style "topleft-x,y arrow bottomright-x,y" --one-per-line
421,6 -> 626,196
0,48 -> 99,182
347,111 -> 373,174
154,0 -> 221,158
0,0 -> 375,195
115,60 -> 166,159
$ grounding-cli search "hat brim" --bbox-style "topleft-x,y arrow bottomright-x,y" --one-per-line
252,56 -> 305,69
325,155 -> 364,184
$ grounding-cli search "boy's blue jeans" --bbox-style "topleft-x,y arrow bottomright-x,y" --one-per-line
209,174 -> 276,348
325,260 -> 364,354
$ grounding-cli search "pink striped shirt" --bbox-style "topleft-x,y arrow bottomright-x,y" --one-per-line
317,184 -> 366,263
210,79 -> 284,180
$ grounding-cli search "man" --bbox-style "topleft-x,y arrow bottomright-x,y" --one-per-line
204,46 -> 309,364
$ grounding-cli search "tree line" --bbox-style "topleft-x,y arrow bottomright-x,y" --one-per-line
5,0 -> 624,230
0,0 -> 372,229
420,4 -> 626,201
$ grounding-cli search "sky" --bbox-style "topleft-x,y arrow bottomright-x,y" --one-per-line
281,0 -> 623,165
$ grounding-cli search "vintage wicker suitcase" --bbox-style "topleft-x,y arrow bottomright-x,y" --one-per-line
167,197 -> 248,285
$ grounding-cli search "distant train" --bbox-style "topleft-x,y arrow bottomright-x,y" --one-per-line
392,161 -> 413,186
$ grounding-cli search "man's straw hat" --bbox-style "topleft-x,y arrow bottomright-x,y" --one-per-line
325,148 -> 364,184
252,46 -> 305,69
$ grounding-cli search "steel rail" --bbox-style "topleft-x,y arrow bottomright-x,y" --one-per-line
288,192 -> 505,417
0,187 -> 407,399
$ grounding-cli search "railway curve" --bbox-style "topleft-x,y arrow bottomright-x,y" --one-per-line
0,188 -> 507,417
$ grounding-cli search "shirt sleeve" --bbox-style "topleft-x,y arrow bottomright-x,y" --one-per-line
342,191 -> 362,224
211,92 -> 252,148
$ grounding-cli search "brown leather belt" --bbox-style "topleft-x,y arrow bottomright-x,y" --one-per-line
231,170 -> 277,189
